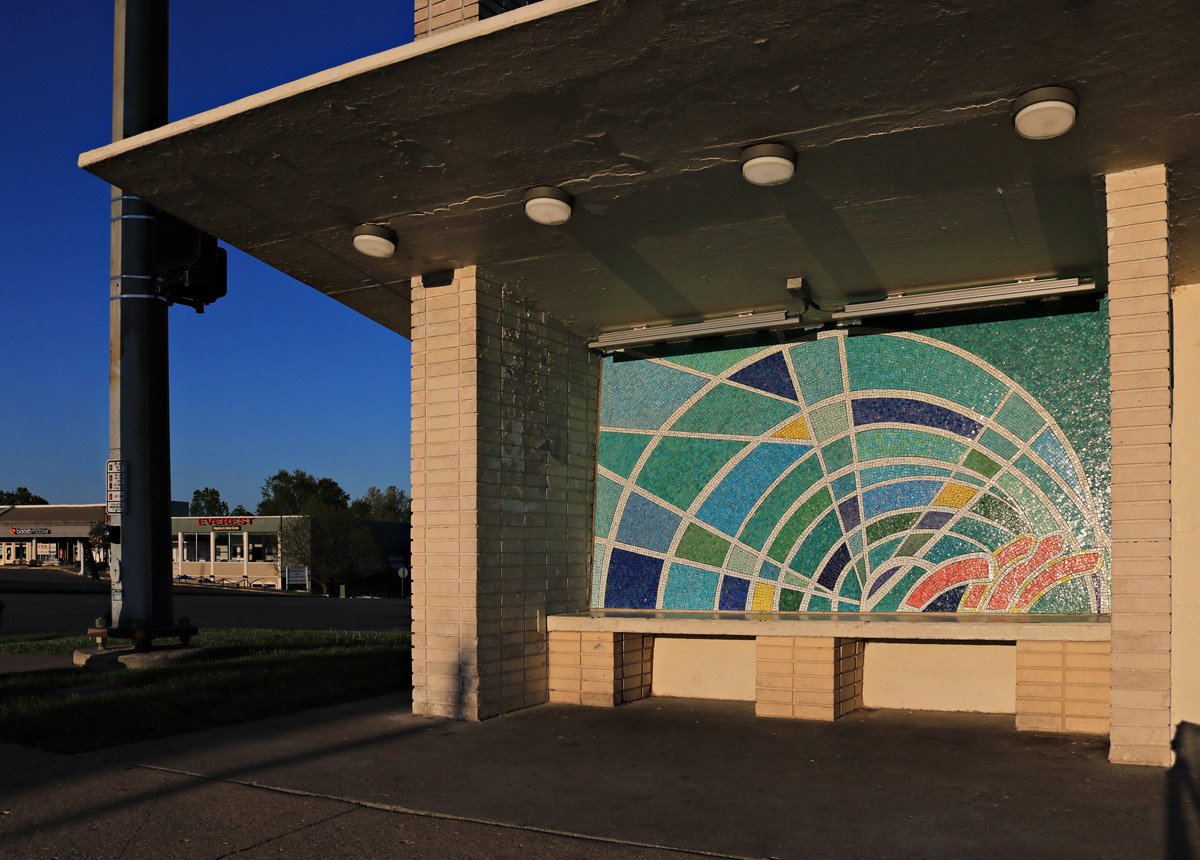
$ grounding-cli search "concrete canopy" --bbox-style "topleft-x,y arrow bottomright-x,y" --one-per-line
79,0 -> 1200,339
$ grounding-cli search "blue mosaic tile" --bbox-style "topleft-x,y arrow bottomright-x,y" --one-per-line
852,397 -> 982,439
728,352 -> 798,401
615,492 -> 682,554
718,575 -> 750,610
758,561 -> 781,582
604,548 -> 663,609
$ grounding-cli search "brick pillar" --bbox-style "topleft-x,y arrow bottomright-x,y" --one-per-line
755,636 -> 863,720
411,268 -> 598,720
1106,165 -> 1173,766
414,0 -> 539,39
1016,640 -> 1111,734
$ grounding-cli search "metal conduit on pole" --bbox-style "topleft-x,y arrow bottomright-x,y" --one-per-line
108,0 -> 174,631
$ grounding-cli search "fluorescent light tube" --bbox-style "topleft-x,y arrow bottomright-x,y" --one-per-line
830,278 -> 1094,320
590,310 -> 799,351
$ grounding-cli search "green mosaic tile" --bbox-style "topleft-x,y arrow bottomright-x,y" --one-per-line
870,566 -> 927,612
868,536 -> 904,570
969,493 -> 1025,535
808,402 -> 849,442
979,428 -> 1019,460
597,431 -> 653,479
594,475 -> 622,539
662,344 -> 768,376
788,509 -> 843,576
896,532 -> 933,557
962,449 -> 1001,479
994,473 -> 1057,534
672,384 -> 797,436
856,428 -> 967,466
738,455 -> 824,550
822,437 -> 854,473
636,437 -> 748,511
846,335 -> 1008,414
807,595 -> 832,612
995,395 -> 1045,442
779,588 -> 804,611
789,337 -> 844,406
725,544 -> 759,576
767,487 -> 833,564
865,512 -> 919,545
950,515 -> 1011,550
676,523 -> 730,566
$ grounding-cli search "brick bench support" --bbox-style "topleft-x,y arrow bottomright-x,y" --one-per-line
1015,639 -> 1112,734
755,636 -> 865,721
548,631 -> 653,707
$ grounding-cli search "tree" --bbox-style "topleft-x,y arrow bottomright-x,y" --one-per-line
231,504 -> 251,515
85,522 -> 109,579
189,487 -> 229,516
279,506 -> 380,596
257,469 -> 350,515
350,485 -> 412,522
0,487 -> 48,505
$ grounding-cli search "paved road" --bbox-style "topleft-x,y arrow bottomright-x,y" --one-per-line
0,568 -> 410,634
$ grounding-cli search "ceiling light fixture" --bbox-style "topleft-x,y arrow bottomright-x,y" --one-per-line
352,223 -> 397,258
740,143 -> 796,186
523,186 -> 573,225
1013,87 -> 1078,140
589,310 -> 818,352
830,277 -> 1095,320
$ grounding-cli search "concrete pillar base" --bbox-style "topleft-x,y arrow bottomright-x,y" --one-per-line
548,631 -> 653,707
755,636 -> 864,720
1015,640 -> 1111,735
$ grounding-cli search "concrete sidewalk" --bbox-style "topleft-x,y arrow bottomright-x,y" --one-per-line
0,695 -> 1194,858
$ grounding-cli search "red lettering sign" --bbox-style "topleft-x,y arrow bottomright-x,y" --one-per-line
197,517 -> 254,528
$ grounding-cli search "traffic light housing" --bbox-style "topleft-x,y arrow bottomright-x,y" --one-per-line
152,211 -> 227,313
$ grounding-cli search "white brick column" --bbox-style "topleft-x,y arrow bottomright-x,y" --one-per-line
1106,165 -> 1173,766
411,267 -> 599,720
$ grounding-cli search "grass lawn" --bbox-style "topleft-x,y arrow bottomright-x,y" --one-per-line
0,629 -> 410,753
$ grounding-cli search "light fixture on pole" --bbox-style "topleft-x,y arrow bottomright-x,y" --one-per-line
523,186 -> 574,225
830,277 -> 1095,320
739,143 -> 796,186
1013,87 -> 1078,140
352,224 -> 397,258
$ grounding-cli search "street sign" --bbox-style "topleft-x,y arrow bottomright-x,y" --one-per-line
106,459 -> 127,514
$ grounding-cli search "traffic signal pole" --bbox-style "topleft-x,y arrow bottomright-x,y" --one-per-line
108,0 -> 174,630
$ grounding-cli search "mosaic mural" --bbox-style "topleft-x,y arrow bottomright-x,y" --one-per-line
592,311 -> 1110,614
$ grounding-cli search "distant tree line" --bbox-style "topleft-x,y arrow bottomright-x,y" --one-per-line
0,487 -> 49,505
187,472 -> 411,596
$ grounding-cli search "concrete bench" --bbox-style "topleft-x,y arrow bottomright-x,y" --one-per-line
547,610 -> 1112,735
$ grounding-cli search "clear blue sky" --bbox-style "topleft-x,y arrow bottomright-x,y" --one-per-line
1,2 -> 416,509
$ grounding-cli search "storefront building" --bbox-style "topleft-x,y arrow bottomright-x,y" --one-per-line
172,515 -> 303,588
0,504 -> 105,568
79,0 -> 1200,766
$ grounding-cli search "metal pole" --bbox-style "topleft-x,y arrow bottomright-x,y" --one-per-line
109,0 -> 173,630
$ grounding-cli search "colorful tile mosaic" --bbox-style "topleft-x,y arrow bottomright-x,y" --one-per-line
593,315 -> 1110,614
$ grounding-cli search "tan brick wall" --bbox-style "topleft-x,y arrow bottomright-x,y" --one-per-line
413,0 -> 479,39
548,631 -> 653,706
411,267 -> 598,720
1106,164 -> 1173,766
755,636 -> 863,720
1016,640 -> 1111,734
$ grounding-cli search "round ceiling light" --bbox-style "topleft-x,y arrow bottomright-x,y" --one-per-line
352,223 -> 397,258
1013,86 -> 1078,140
740,143 -> 796,186
523,186 -> 574,226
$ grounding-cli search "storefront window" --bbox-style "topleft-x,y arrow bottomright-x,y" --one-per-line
183,533 -> 210,562
214,532 -> 245,562
248,533 -> 277,563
